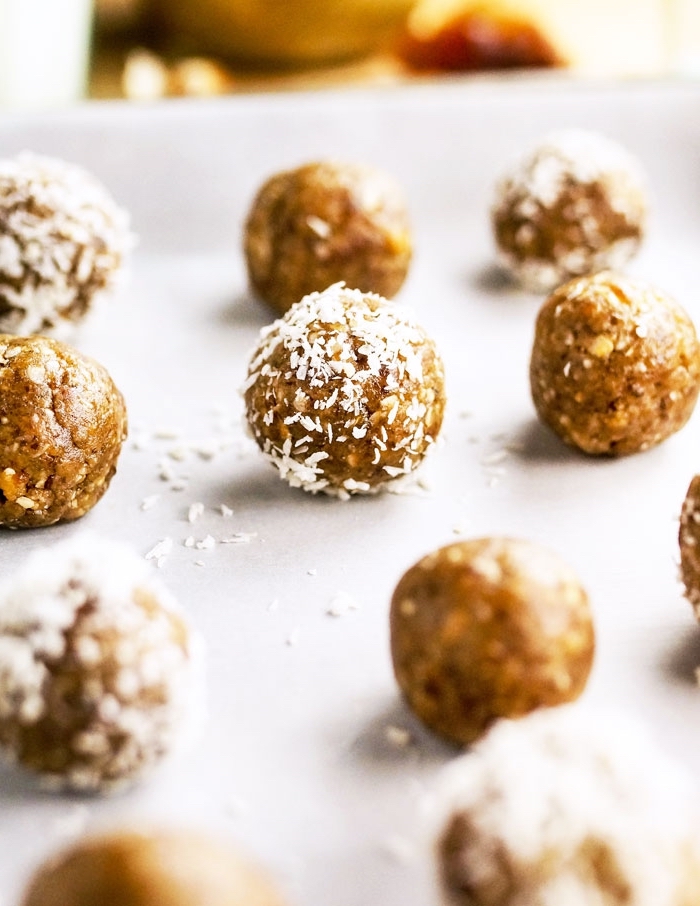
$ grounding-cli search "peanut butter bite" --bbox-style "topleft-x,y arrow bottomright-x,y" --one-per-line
0,334 -> 127,527
390,538 -> 594,745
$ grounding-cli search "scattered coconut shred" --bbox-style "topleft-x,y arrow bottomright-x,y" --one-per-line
243,283 -> 446,499
0,534 -> 203,794
0,152 -> 132,336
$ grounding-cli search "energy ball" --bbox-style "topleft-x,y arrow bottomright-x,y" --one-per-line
0,334 -> 128,527
21,829 -> 284,906
679,475 -> 700,618
492,129 -> 647,292
530,271 -> 700,456
244,160 -> 412,314
389,537 -> 593,745
0,535 -> 203,793
436,709 -> 700,906
243,283 -> 445,498
0,152 -> 131,335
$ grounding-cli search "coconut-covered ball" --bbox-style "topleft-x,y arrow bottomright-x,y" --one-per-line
679,475 -> 700,619
530,271 -> 700,456
21,829 -> 284,906
390,538 -> 594,745
0,152 -> 131,336
0,535 -> 203,793
492,129 -> 647,292
436,709 -> 700,906
0,334 -> 127,527
243,283 -> 445,498
244,160 -> 412,314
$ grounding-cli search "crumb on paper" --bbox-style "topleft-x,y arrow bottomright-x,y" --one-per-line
145,537 -> 173,568
184,536 -> 195,548
140,494 -> 159,512
221,532 -> 258,544
308,568 -> 318,576
385,725 -> 412,748
220,504 -> 234,518
286,627 -> 301,647
188,501 -> 205,523
195,535 -> 216,551
326,591 -> 359,617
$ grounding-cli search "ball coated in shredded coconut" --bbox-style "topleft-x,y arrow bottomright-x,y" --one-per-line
436,709 -> 700,906
390,538 -> 594,745
491,129 -> 647,292
0,152 -> 131,336
243,283 -> 446,497
244,160 -> 412,314
0,334 -> 128,527
0,536 -> 203,793
21,828 -> 285,906
530,271 -> 700,456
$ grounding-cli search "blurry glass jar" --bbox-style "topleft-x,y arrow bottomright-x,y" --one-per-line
154,0 -> 418,67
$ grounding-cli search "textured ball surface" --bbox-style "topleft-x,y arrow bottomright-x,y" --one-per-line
492,129 -> 647,292
390,538 -> 593,745
0,334 -> 127,527
530,271 -> 700,456
0,153 -> 131,335
0,536 -> 201,793
244,160 -> 412,314
244,283 -> 445,497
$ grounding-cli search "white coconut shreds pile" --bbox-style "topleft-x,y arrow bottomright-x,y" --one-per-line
0,534 -> 203,793
243,283 -> 446,499
0,152 -> 132,336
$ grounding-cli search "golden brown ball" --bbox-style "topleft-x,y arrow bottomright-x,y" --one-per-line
21,829 -> 285,906
244,160 -> 412,315
390,537 -> 594,745
530,271 -> 700,456
0,334 -> 127,527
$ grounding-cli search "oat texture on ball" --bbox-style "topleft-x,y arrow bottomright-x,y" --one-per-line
0,535 -> 203,794
436,709 -> 700,906
530,271 -> 700,456
243,283 -> 445,498
0,334 -> 128,527
492,129 -> 647,292
0,153 -> 131,335
389,537 -> 594,745
244,160 -> 412,314
679,475 -> 700,619
21,829 -> 286,906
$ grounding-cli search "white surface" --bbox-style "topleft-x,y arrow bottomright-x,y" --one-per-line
0,77 -> 700,903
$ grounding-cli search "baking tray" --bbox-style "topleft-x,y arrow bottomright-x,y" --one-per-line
1,75 -> 700,904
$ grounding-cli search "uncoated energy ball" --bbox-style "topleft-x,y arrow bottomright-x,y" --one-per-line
243,283 -> 446,498
0,152 -> 131,335
244,160 -> 412,314
390,538 -> 594,745
492,129 -> 647,292
0,334 -> 128,527
436,709 -> 700,906
679,475 -> 700,618
21,829 -> 285,906
0,535 -> 202,793
530,271 -> 700,456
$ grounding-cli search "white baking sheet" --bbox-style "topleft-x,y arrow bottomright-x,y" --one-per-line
1,76 -> 700,904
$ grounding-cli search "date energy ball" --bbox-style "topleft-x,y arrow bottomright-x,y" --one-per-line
530,271 -> 700,456
0,535 -> 203,793
21,829 -> 285,906
244,160 -> 412,314
679,475 -> 700,618
390,538 -> 593,745
0,152 -> 131,335
436,709 -> 700,906
0,334 -> 128,527
243,283 -> 445,498
492,129 -> 647,292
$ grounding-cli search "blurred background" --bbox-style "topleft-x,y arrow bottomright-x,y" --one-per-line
2,0 -> 700,109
